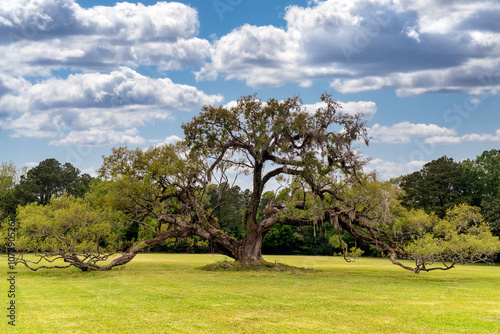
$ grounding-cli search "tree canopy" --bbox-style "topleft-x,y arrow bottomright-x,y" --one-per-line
399,156 -> 466,217
0,161 -> 23,220
17,158 -> 92,205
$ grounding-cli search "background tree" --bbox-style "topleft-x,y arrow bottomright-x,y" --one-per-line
472,149 -> 500,199
399,156 -> 468,217
0,161 -> 23,220
14,158 -> 93,206
482,199 -> 500,237
463,150 -> 500,235
204,182 -> 248,238
398,149 -> 499,239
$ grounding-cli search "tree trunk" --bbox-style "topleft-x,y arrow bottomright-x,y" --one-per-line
233,226 -> 267,264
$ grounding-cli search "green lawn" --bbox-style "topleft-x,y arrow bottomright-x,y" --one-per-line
2,254 -> 500,333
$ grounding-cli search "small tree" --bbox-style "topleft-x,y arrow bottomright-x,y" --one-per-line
403,204 -> 500,271
4,195 -> 125,271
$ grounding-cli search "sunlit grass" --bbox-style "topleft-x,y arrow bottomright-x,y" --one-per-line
2,254 -> 500,333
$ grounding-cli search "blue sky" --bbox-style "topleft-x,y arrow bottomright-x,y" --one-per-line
0,0 -> 499,182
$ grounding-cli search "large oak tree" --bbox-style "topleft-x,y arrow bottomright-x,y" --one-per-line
11,95 -> 500,272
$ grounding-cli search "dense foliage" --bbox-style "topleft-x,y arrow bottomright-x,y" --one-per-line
0,159 -> 92,220
3,195 -> 122,271
396,150 -> 500,235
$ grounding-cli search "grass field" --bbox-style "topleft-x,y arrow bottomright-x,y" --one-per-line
2,254 -> 500,333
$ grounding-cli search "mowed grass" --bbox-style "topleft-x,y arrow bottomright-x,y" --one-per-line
2,254 -> 500,333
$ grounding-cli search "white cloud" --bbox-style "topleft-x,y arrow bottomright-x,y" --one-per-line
426,129 -> 500,144
0,0 -> 209,76
369,122 -> 456,143
0,1 -> 223,146
331,58 -> 500,96
49,128 -> 145,146
0,67 -> 223,145
424,136 -> 462,145
81,167 -> 97,177
23,162 -> 39,169
201,0 -> 500,94
365,158 -> 427,180
469,97 -> 482,106
2,112 -> 61,138
404,26 -> 420,43
154,135 -> 183,147
401,1 -> 498,35
222,100 -> 239,109
341,101 -> 377,120
1,67 -> 223,114
303,100 -> 377,120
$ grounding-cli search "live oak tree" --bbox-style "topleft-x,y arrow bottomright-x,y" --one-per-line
84,93 -> 373,267
97,94 -> 499,271
178,93 -> 372,263
10,95 -> 500,271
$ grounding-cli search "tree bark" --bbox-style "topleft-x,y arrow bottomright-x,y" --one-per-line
234,231 -> 266,263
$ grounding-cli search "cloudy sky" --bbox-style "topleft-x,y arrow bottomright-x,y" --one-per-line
0,0 -> 499,182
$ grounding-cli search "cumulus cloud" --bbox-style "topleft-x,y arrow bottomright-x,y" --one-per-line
0,67 -> 222,113
0,67 -> 223,145
331,58 -> 500,96
365,158 -> 427,180
0,0 -> 210,76
0,0 -> 224,146
303,100 -> 377,120
50,128 -> 145,146
369,122 -> 456,143
425,129 -> 500,145
200,0 -> 500,94
153,135 -> 183,147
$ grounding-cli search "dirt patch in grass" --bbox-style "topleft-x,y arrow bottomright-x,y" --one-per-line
199,259 -> 316,274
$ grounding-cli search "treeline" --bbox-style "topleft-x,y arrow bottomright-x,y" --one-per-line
1,148 -> 498,256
